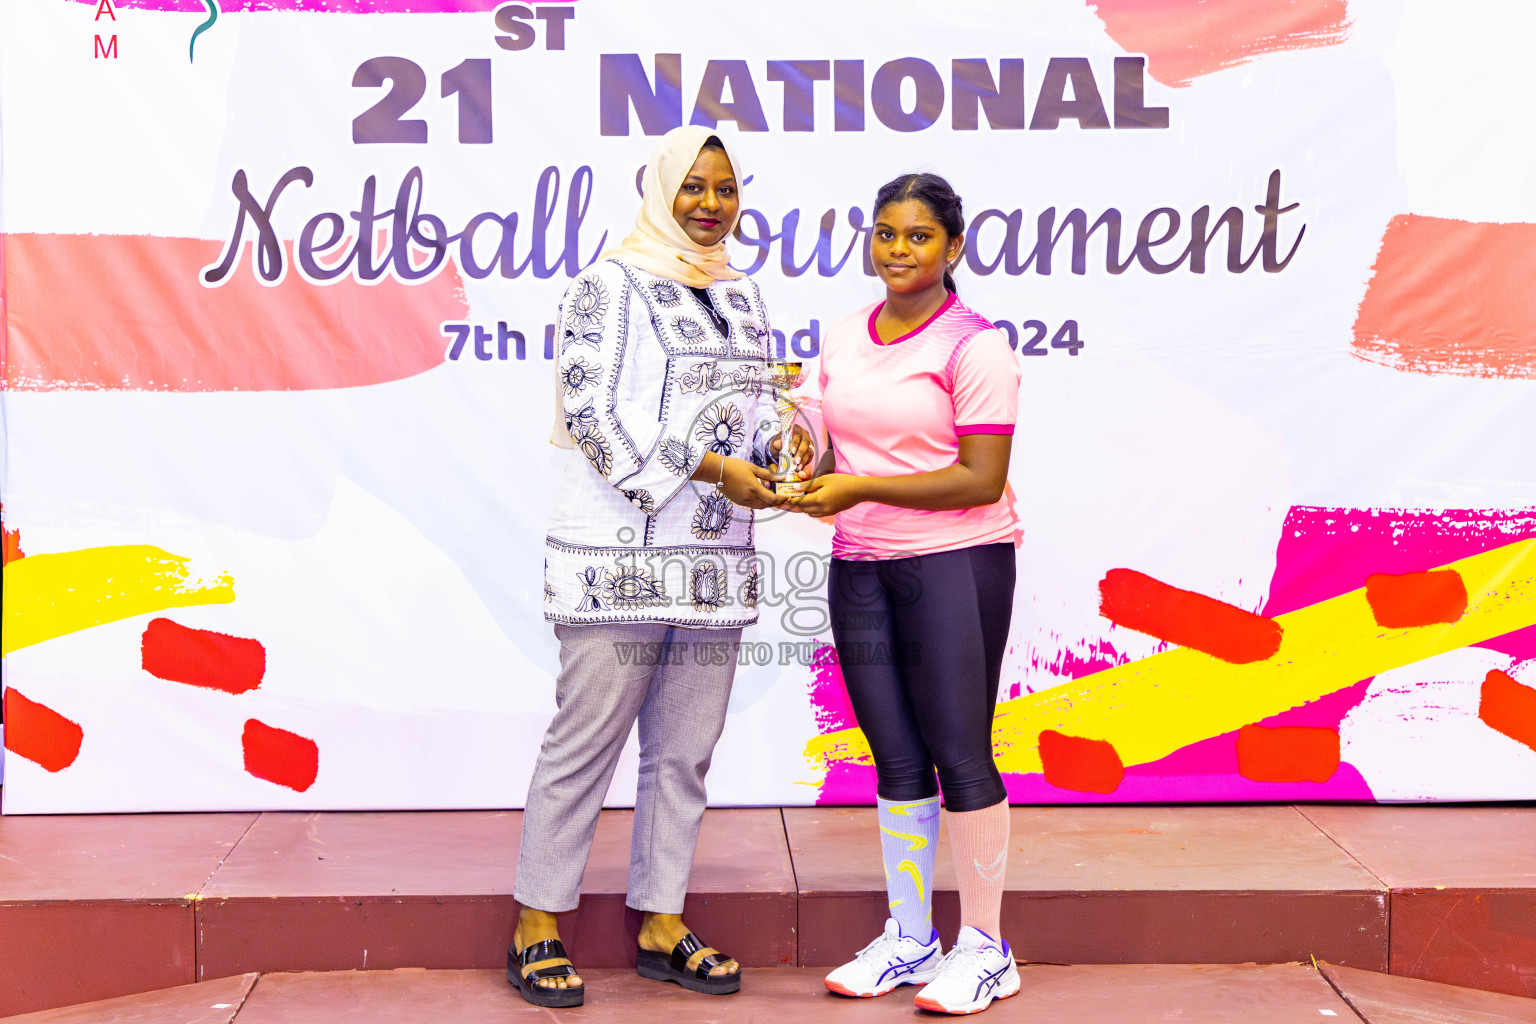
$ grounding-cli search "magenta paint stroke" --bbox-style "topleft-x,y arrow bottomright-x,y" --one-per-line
1011,506 -> 1536,804
77,0 -> 572,13
1027,635 -> 1131,681
807,642 -> 854,733
1003,683 -> 1379,804
1003,762 -> 1375,804
1264,506 -> 1536,616
1002,505 -> 1536,804
809,505 -> 1536,805
1267,506 -> 1536,663
805,642 -> 881,805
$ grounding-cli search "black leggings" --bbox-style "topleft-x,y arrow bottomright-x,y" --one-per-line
828,542 -> 1015,812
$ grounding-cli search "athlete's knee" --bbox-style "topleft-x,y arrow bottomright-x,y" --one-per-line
934,757 -> 1005,813
875,762 -> 939,803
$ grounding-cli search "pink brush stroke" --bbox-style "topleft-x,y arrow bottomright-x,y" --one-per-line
1095,0 -> 1350,89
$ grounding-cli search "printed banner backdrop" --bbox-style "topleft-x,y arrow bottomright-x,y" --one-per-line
2,0 -> 1535,812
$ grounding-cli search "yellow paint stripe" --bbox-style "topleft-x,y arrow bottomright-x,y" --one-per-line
880,825 -> 928,853
896,860 -> 926,903
3,545 -> 236,655
807,537 -> 1536,776
884,800 -> 932,817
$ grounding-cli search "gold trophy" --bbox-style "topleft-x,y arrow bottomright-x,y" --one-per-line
766,359 -> 807,496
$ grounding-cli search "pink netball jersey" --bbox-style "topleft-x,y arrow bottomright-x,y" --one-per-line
817,293 -> 1022,560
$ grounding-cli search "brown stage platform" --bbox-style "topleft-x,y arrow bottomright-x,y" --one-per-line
6,963 -> 1536,1024
1,804 -> 1534,1017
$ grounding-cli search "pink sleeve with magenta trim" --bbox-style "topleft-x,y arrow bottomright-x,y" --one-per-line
951,328 -> 1020,436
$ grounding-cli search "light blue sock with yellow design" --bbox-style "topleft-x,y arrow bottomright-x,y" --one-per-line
877,795 -> 940,943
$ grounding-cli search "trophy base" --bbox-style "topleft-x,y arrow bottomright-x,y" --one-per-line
775,480 -> 807,497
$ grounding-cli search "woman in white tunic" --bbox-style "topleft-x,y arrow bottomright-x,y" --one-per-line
509,125 -> 805,1008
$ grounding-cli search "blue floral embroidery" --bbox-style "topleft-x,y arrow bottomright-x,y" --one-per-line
575,566 -> 607,612
725,289 -> 751,313
691,562 -> 725,612
742,563 -> 759,608
606,560 -> 668,610
561,356 -> 600,395
569,277 -> 609,327
695,401 -> 745,456
570,420 -> 613,476
659,436 -> 696,476
680,360 -> 725,395
691,492 -> 734,540
565,402 -> 599,432
672,316 -> 706,343
623,488 -> 656,514
651,280 -> 683,307
731,364 -> 763,399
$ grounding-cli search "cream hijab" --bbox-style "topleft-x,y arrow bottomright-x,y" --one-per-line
605,124 -> 747,287
552,126 -> 746,447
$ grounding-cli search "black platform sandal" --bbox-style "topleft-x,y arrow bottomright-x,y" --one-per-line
635,931 -> 741,995
507,938 -> 584,1008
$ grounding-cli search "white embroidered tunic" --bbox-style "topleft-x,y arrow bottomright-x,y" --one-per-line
544,258 -> 779,628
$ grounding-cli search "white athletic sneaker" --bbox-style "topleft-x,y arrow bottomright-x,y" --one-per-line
824,918 -> 943,997
912,925 -> 1019,1014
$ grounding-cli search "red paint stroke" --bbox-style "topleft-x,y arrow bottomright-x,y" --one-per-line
1480,669 -> 1536,753
1235,724 -> 1340,783
1038,729 -> 1125,794
3,525 -> 23,565
3,689 -> 84,773
141,617 -> 266,694
1364,569 -> 1468,628
5,234 -> 465,392
242,719 -> 319,792
1353,215 -> 1536,380
1096,0 -> 1349,88
1099,568 -> 1282,664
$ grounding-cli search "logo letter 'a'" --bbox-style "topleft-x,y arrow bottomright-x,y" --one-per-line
94,34 -> 118,59
95,0 -> 116,19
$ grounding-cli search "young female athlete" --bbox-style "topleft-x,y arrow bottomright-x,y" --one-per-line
793,172 -> 1021,1015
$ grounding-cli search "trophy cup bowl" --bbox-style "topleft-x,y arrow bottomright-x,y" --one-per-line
766,359 -> 807,497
